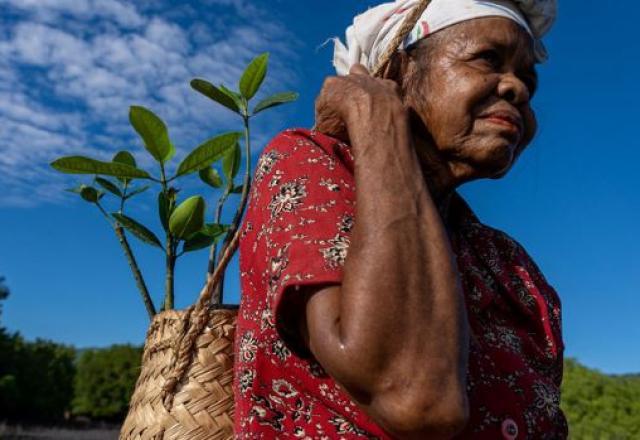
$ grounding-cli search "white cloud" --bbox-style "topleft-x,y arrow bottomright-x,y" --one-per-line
200,0 -> 263,19
0,0 -> 300,207
144,18 -> 189,54
0,91 -> 78,132
0,0 -> 145,28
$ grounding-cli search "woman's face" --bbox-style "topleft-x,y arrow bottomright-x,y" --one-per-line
405,17 -> 538,182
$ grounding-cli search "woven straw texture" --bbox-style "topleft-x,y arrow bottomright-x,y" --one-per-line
120,308 -> 237,440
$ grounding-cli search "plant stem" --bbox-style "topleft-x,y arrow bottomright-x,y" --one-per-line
119,181 -> 129,213
159,163 -> 176,311
212,115 -> 253,306
114,225 -> 157,319
164,241 -> 176,311
207,190 -> 229,275
96,202 -> 156,320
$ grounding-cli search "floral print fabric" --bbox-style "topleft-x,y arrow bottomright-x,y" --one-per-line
233,128 -> 567,439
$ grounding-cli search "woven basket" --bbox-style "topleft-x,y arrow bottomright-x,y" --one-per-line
120,307 -> 238,440
119,2 -> 431,438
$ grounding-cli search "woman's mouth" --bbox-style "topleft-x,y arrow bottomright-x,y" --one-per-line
478,110 -> 523,140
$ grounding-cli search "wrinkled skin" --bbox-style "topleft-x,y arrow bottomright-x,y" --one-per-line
300,18 -> 539,439
317,17 -> 538,196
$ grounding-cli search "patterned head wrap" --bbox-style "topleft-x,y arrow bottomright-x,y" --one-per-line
333,0 -> 557,75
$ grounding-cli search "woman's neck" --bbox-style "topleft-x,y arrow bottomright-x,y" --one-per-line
411,134 -> 461,223
413,136 -> 456,190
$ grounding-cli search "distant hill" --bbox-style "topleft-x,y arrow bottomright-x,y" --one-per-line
562,358 -> 640,439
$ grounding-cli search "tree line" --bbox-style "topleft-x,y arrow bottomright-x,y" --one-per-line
0,328 -> 141,424
561,358 -> 640,438
1,279 -> 639,436
3,341 -> 639,437
0,278 -> 140,424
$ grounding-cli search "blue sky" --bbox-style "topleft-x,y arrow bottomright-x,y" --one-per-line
0,0 -> 638,374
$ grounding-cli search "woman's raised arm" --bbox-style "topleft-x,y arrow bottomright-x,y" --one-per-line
299,65 -> 470,439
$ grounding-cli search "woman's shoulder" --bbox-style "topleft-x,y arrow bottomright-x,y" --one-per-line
451,193 -> 562,304
266,127 -> 343,148
262,128 -> 354,169
246,128 -> 356,221
452,194 -> 537,258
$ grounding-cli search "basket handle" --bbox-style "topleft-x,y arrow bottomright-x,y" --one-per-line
160,231 -> 242,409
311,0 -> 431,135
372,0 -> 432,77
161,0 -> 432,410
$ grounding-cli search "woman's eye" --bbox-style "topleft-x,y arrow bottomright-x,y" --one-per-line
476,50 -> 501,68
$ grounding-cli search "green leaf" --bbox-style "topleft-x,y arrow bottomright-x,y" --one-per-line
175,132 -> 241,177
253,91 -> 298,115
125,185 -> 151,199
190,79 -> 240,114
182,232 -> 217,253
199,167 -> 223,188
112,151 -> 136,167
80,185 -> 100,203
94,177 -> 123,197
129,106 -> 175,164
51,156 -> 152,179
222,142 -> 241,182
112,151 -> 137,184
202,223 -> 229,236
112,213 -> 163,249
182,224 -> 228,253
231,184 -> 244,194
169,196 -> 205,239
219,85 -> 246,114
239,53 -> 269,100
166,142 -> 176,164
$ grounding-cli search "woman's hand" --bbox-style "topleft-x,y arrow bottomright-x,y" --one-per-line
315,64 -> 408,148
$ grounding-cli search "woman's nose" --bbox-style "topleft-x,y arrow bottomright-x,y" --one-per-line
497,73 -> 530,106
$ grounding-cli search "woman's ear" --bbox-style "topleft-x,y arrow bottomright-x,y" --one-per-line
382,50 -> 411,83
381,50 -> 416,103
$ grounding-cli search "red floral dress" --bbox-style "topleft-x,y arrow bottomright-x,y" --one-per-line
233,128 -> 568,439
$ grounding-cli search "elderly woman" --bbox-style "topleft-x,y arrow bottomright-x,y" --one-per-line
233,0 -> 566,438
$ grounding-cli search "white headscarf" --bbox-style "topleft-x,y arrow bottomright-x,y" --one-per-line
333,0 -> 557,75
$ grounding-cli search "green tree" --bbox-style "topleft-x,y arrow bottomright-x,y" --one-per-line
0,329 -> 20,416
72,344 -> 143,421
0,276 -> 15,414
0,275 -> 9,323
0,333 -> 75,423
0,277 -> 74,423
562,358 -> 640,439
